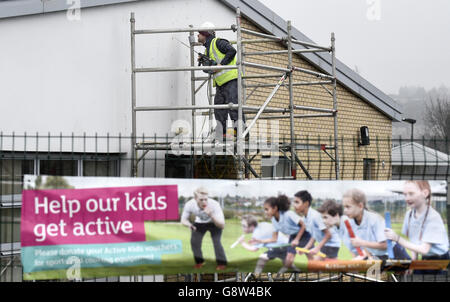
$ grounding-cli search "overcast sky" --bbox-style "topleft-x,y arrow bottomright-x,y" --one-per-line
258,0 -> 450,95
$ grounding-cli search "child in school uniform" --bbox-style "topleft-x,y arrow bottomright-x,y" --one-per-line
251,195 -> 311,273
237,215 -> 289,274
385,181 -> 449,273
319,199 -> 411,261
318,199 -> 363,260
342,189 -> 388,260
317,199 -> 344,231
293,191 -> 341,260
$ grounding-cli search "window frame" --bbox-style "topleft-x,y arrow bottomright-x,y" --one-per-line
0,151 -> 123,208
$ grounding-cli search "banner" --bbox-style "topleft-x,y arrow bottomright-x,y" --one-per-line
21,176 -> 449,280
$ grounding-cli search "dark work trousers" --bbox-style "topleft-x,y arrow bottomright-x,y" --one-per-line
191,222 -> 227,266
214,79 -> 245,135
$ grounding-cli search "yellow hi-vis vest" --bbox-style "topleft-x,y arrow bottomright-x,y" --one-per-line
207,38 -> 238,87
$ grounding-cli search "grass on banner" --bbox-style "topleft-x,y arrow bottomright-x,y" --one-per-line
22,221 -> 405,280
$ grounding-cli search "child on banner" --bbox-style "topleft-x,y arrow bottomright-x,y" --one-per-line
293,191 -> 341,260
317,199 -> 345,236
341,189 -> 388,260
317,199 -> 364,259
318,199 -> 412,261
384,180 -> 449,274
251,195 -> 311,273
235,214 -> 289,274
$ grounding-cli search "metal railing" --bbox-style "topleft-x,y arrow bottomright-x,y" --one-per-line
0,132 -> 449,282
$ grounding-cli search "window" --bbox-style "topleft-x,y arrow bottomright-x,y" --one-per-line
363,158 -> 375,180
83,160 -> 118,177
0,159 -> 34,196
0,208 -> 20,244
39,160 -> 78,176
0,160 -> 33,248
165,155 -> 194,179
261,156 -> 291,178
0,154 -> 120,246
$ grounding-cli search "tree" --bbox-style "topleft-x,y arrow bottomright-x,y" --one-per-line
33,176 -> 74,190
425,95 -> 450,140
424,88 -> 450,153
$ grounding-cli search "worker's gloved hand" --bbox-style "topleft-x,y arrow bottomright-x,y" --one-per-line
198,54 -> 217,74
198,53 -> 217,66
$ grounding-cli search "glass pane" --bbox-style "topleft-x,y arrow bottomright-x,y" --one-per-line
0,208 -> 21,243
261,165 -> 273,178
164,155 -> 193,179
363,159 -> 375,180
39,160 -> 77,176
261,156 -> 275,178
275,159 -> 291,178
0,159 -> 34,196
0,257 -> 22,282
83,160 -> 118,177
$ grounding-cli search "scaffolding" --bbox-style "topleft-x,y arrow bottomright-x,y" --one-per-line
130,8 -> 340,180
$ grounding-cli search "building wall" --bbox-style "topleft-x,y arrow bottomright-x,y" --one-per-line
241,19 -> 392,180
0,0 -> 236,149
0,0 -> 241,177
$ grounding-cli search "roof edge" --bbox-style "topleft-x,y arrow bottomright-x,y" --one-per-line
0,0 -> 140,19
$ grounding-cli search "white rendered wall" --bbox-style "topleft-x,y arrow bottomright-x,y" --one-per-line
0,0 -> 238,154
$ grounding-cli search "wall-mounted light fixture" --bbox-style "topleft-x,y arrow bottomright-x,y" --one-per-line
402,118 -> 416,142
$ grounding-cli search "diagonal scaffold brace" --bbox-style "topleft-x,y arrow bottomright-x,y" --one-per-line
241,68 -> 295,140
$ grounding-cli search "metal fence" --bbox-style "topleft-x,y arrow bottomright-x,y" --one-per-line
0,133 -> 449,282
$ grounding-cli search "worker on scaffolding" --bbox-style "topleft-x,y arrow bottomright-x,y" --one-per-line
197,22 -> 245,141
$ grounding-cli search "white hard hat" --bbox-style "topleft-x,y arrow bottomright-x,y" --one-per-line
201,21 -> 215,28
199,22 -> 216,36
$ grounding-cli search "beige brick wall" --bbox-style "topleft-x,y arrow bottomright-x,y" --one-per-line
241,18 -> 392,180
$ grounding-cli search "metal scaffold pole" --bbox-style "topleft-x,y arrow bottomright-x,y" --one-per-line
189,25 -> 197,177
189,25 -> 197,142
331,32 -> 340,180
240,13 -> 249,179
236,8 -> 245,180
130,12 -> 137,177
207,75 -> 214,135
287,20 -> 296,179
